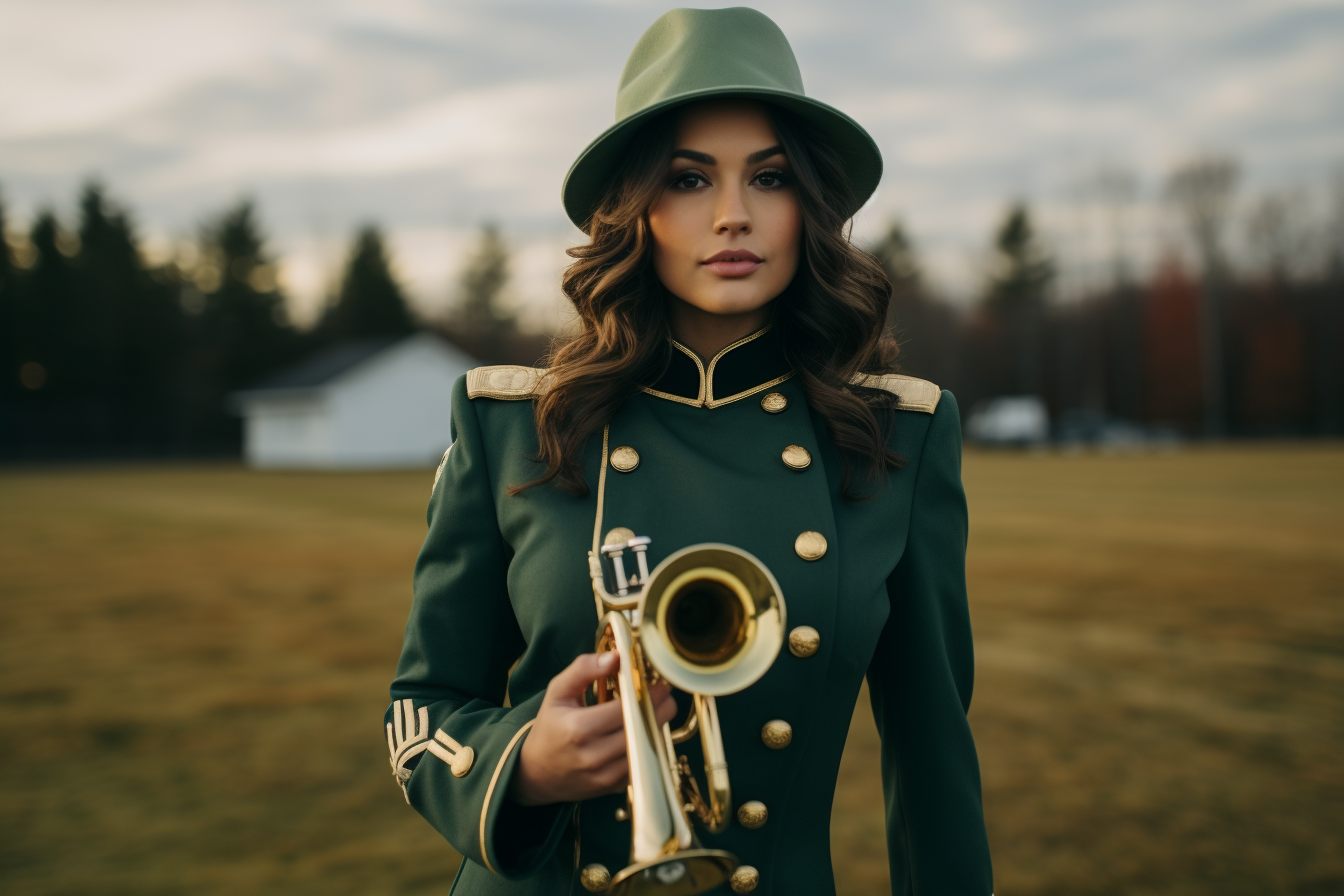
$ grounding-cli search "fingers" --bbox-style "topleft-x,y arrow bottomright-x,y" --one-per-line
546,651 -> 618,706
654,689 -> 679,727
579,728 -> 629,771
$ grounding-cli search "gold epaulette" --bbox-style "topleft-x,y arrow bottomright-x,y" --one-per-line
466,366 -> 550,400
850,372 -> 941,413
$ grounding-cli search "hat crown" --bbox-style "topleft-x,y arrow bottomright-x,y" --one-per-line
616,7 -> 805,121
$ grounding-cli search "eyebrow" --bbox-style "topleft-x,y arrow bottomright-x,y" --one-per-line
670,145 -> 786,165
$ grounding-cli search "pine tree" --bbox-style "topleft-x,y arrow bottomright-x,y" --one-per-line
324,225 -> 415,341
197,199 -> 296,391
985,203 -> 1053,396
454,223 -> 516,363
0,190 -> 17,401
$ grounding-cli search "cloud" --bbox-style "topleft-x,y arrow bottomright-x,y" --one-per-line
1,0 -> 1340,310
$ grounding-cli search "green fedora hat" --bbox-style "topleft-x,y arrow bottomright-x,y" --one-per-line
562,6 -> 883,228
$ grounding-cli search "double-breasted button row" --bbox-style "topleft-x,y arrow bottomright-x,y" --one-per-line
760,719 -> 792,749
789,625 -> 820,657
610,446 -> 640,472
737,799 -> 768,829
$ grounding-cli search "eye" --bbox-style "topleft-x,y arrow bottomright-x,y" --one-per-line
752,169 -> 789,189
670,171 -> 709,190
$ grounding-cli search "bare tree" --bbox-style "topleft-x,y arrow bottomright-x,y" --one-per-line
1244,190 -> 1311,285
1093,164 -> 1140,288
1166,155 -> 1239,437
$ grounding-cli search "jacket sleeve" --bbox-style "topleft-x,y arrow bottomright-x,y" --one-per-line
866,391 -> 994,895
385,374 -> 572,880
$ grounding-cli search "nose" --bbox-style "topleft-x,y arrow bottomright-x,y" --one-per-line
713,181 -> 751,235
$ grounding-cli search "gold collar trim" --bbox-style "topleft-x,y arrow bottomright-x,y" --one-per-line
641,325 -> 792,409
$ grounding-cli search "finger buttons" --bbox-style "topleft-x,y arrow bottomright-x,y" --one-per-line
794,531 -> 827,561
788,625 -> 820,658
781,445 -> 811,470
610,446 -> 640,472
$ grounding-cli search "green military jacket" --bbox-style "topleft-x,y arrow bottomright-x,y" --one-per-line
387,326 -> 993,895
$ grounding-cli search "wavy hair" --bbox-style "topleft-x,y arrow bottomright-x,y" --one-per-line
510,104 -> 903,499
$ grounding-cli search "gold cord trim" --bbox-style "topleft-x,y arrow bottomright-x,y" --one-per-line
479,719 -> 537,875
641,325 -> 780,409
707,371 -> 794,408
703,325 -> 770,405
591,425 -> 611,621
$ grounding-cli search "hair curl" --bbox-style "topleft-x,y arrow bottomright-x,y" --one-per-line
510,104 -> 903,499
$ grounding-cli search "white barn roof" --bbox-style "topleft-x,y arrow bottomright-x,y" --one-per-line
232,332 -> 480,469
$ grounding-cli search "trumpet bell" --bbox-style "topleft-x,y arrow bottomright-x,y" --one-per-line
639,544 -> 785,697
608,849 -> 737,896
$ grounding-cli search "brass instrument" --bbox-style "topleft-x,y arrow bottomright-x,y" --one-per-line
587,533 -> 786,894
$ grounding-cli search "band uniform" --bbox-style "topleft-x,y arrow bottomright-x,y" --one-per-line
385,325 -> 994,894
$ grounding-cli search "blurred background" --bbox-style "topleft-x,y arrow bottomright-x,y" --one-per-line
1,1 -> 1341,894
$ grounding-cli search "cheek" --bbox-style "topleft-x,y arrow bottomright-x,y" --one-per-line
648,202 -> 696,268
770,196 -> 803,280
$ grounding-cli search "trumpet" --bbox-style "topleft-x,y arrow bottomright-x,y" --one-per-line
584,531 -> 786,894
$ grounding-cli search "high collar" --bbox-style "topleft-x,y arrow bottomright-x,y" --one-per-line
643,324 -> 793,409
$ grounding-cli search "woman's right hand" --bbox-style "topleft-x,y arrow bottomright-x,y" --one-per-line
508,651 -> 678,806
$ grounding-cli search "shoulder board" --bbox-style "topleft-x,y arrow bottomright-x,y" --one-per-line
466,365 -> 549,400
850,373 -> 941,413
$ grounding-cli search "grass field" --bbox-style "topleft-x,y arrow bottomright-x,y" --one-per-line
1,446 -> 1341,896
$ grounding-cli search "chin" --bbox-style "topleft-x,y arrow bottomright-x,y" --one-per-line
686,282 -> 782,317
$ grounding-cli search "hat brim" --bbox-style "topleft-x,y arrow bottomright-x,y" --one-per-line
561,86 -> 883,229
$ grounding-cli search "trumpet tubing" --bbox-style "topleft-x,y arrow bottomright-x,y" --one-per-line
589,538 -> 785,895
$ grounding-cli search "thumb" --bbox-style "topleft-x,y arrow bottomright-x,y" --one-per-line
546,651 -> 619,706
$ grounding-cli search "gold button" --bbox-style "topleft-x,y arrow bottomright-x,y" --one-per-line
450,746 -> 474,777
730,865 -> 760,893
761,719 -> 793,749
580,863 -> 611,891
781,445 -> 811,470
737,800 -> 768,829
610,446 -> 640,472
760,392 -> 788,413
794,531 -> 827,561
603,527 -> 635,547
788,625 -> 820,658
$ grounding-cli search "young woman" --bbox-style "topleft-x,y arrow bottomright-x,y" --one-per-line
386,8 -> 993,895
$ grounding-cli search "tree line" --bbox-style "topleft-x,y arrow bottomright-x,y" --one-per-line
2,158 -> 1340,459
0,183 -> 534,458
875,157 -> 1344,439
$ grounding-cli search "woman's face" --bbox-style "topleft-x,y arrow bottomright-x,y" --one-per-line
647,100 -> 801,320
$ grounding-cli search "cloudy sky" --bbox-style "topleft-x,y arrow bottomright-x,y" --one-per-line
2,0 -> 1340,328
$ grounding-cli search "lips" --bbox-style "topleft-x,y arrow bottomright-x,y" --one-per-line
702,249 -> 763,277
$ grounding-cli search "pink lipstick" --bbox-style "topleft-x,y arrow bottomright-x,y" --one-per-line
702,249 -> 763,277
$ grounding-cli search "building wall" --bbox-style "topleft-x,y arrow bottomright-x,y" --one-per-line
239,334 -> 477,468
326,335 -> 469,467
243,396 -> 332,467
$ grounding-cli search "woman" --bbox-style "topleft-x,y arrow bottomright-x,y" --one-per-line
386,8 -> 993,895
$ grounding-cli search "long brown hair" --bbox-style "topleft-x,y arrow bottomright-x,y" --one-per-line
511,103 -> 903,499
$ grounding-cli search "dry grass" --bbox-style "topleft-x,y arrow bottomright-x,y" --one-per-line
1,446 -> 1341,895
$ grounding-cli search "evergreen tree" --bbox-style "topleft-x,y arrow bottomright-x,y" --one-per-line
454,223 -> 516,363
197,199 -> 296,391
985,203 -> 1053,396
0,190 -> 17,401
323,225 -> 415,340
22,211 -> 80,401
71,182 -> 173,423
870,218 -> 960,387
872,218 -> 922,304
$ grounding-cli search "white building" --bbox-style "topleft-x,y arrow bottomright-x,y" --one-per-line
232,332 -> 480,468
